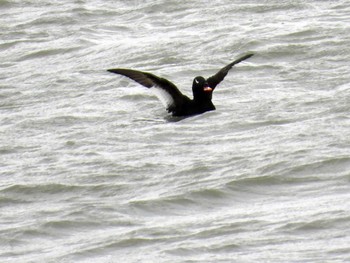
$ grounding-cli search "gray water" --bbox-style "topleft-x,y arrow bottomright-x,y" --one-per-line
1,1 -> 350,262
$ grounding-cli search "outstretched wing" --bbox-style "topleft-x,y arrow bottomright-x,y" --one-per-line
207,53 -> 254,90
107,68 -> 188,113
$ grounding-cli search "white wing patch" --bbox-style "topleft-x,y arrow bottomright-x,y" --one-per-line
150,85 -> 175,110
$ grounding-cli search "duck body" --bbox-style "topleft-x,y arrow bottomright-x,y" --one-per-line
107,53 -> 253,117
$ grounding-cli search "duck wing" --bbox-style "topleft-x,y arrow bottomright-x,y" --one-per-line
207,53 -> 254,90
107,68 -> 189,113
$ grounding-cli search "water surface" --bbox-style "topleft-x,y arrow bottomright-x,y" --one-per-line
1,1 -> 350,262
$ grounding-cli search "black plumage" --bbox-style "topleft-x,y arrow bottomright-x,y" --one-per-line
107,53 -> 253,117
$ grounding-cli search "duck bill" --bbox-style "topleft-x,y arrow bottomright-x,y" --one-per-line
203,86 -> 213,92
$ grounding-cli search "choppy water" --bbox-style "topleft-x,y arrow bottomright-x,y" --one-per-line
1,1 -> 350,262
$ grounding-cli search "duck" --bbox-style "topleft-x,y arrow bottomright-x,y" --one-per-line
107,53 -> 253,117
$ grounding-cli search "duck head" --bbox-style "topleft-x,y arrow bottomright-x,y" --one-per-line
192,76 -> 213,100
